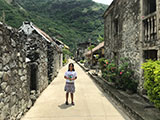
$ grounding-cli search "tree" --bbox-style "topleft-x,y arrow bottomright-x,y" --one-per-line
97,35 -> 104,43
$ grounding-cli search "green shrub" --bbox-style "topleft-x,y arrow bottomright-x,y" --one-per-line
142,60 -> 160,109
105,60 -> 117,82
115,58 -> 137,92
99,57 -> 138,92
63,48 -> 72,56
98,57 -> 106,71
63,59 -> 67,65
98,58 -> 116,81
80,60 -> 84,63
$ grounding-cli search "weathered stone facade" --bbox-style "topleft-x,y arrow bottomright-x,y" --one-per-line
103,0 -> 160,94
25,32 -> 48,93
0,22 -> 30,120
0,21 -> 63,119
53,38 -> 64,69
20,21 -> 63,83
47,41 -> 63,82
53,47 -> 60,77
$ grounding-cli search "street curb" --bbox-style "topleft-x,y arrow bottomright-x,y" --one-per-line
77,62 -> 160,120
87,72 -> 142,120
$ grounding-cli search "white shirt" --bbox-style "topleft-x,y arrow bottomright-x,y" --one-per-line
65,71 -> 77,83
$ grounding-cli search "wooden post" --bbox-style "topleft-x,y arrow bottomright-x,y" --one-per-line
2,10 -> 5,23
91,45 -> 93,67
147,18 -> 150,41
144,21 -> 147,41
89,38 -> 93,67
151,16 -> 153,40
156,0 -> 160,40
154,15 -> 157,39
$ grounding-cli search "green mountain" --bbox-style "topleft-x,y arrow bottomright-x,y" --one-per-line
0,0 -> 108,51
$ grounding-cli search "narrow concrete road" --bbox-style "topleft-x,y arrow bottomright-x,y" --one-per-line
21,60 -> 128,120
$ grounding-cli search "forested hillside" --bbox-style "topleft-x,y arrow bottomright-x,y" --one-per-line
0,0 -> 108,51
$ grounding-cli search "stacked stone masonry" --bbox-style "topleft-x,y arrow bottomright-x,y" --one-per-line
26,32 -> 49,93
104,0 -> 160,94
0,22 -> 63,120
0,22 -> 29,120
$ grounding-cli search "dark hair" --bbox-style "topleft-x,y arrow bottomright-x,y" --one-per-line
68,63 -> 75,71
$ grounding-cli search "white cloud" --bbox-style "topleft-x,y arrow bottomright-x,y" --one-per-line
92,0 -> 113,5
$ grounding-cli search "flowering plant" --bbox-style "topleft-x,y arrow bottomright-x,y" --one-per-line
98,57 -> 137,92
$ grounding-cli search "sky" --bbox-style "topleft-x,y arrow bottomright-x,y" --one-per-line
92,0 -> 113,5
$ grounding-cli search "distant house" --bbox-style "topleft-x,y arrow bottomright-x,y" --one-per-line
103,0 -> 158,94
76,42 -> 96,61
84,41 -> 104,66
85,42 -> 104,57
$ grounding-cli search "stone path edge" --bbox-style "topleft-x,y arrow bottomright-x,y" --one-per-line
77,62 -> 160,120
76,62 -> 138,120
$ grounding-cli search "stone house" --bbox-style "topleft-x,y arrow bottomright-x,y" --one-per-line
19,21 -> 63,83
103,0 -> 159,94
0,21 -> 63,119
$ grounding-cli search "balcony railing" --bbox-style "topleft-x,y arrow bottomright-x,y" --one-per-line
143,12 -> 157,42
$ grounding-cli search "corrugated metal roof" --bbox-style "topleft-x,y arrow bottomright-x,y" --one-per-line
84,41 -> 104,56
53,37 -> 70,49
34,26 -> 62,52
33,25 -> 53,43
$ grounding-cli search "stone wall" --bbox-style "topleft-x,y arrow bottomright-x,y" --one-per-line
47,42 -> 55,82
104,0 -> 160,94
19,21 -> 63,83
0,22 -> 30,120
104,0 -> 142,92
54,49 -> 60,77
0,21 -> 63,119
26,32 -> 48,93
60,53 -> 63,68
47,43 -> 62,82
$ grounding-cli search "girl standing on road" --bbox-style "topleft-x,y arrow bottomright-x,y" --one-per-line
64,63 -> 77,105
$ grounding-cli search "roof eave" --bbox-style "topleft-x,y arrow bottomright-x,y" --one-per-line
102,0 -> 118,18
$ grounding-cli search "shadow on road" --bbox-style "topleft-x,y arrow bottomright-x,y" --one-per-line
58,103 -> 73,109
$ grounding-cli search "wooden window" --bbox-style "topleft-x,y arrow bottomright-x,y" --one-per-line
114,19 -> 119,35
113,52 -> 118,65
143,0 -> 156,16
143,14 -> 157,42
144,50 -> 157,61
30,64 -> 38,91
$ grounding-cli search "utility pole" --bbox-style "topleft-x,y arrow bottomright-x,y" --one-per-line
89,38 -> 93,67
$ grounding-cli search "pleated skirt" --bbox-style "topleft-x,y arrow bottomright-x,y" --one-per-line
64,82 -> 75,93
